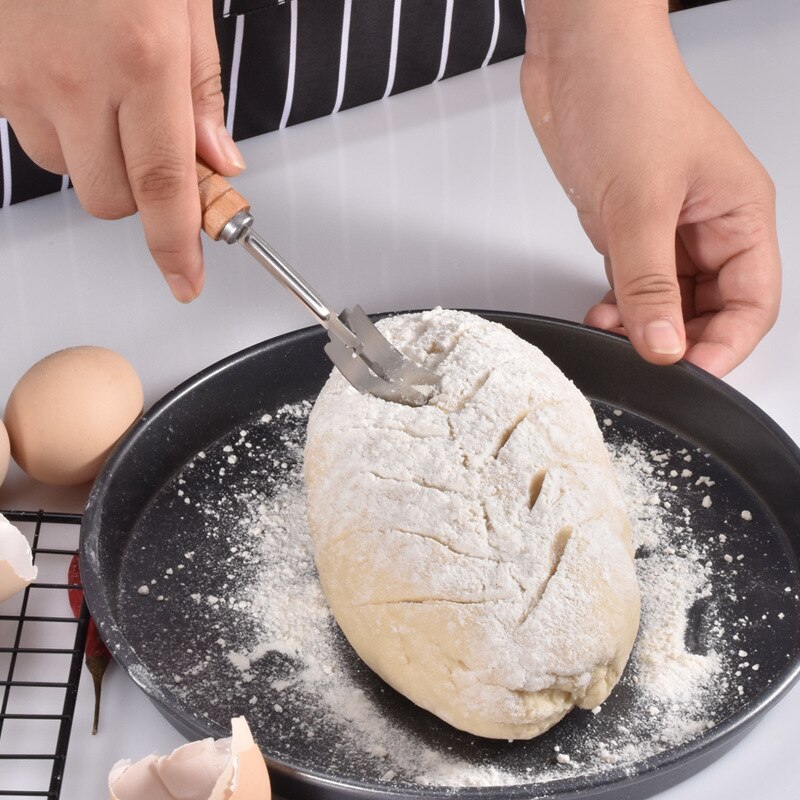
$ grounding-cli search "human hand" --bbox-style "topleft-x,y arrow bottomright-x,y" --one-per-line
522,0 -> 780,377
0,0 -> 244,302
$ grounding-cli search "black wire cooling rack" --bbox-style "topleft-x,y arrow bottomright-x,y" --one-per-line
0,511 -> 88,800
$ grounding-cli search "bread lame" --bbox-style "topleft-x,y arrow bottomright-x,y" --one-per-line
195,159 -> 439,407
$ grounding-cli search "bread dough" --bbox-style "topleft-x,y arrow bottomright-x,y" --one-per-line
304,309 -> 640,739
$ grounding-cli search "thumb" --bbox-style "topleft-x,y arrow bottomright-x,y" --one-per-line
605,206 -> 686,365
189,0 -> 245,176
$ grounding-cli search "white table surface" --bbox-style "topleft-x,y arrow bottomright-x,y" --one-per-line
1,0 -> 799,797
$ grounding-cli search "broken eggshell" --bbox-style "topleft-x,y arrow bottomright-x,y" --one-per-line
0,513 -> 37,604
108,716 -> 270,800
0,418 -> 9,487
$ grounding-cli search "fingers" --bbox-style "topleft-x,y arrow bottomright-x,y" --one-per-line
0,2 -> 224,305
56,104 -> 136,220
604,198 -> 686,365
584,289 -> 623,331
587,233 -> 779,379
684,307 -> 768,377
679,187 -> 780,376
683,245 -> 780,377
118,49 -> 204,303
3,109 -> 67,175
188,0 -> 244,176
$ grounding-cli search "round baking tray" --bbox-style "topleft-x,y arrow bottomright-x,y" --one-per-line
81,312 -> 800,800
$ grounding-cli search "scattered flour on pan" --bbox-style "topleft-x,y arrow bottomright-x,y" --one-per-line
145,402 -> 783,788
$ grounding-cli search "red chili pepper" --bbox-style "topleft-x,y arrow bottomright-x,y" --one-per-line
68,554 -> 112,735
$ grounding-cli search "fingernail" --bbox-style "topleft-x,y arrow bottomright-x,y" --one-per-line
165,273 -> 199,303
216,125 -> 246,170
644,319 -> 683,355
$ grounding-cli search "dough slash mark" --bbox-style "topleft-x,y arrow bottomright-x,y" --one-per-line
529,470 -> 547,510
551,526 -> 573,570
517,526 -> 573,626
492,411 -> 529,458
447,355 -> 527,415
424,330 -> 464,360
366,471 -> 470,498
384,527 -> 500,562
358,596 -> 511,607
450,369 -> 492,413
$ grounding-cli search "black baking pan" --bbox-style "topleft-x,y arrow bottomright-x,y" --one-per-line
81,311 -> 800,800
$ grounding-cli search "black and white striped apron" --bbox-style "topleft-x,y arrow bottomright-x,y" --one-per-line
0,0 -> 527,209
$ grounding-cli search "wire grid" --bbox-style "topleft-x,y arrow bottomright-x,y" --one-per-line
0,511 -> 88,799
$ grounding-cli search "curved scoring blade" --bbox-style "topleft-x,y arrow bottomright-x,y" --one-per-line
324,307 -> 439,406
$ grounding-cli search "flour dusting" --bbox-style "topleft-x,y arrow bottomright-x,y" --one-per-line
127,399 -> 794,790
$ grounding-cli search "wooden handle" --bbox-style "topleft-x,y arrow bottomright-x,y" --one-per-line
196,159 -> 251,241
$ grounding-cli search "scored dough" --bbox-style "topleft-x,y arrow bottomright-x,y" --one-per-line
304,309 -> 640,739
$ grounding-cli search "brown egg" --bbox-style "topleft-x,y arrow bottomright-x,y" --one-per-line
0,419 -> 9,487
4,347 -> 143,486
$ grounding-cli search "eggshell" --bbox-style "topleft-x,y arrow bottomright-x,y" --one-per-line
108,716 -> 270,800
0,513 -> 38,604
4,346 -> 143,486
0,419 -> 9,487
217,716 -> 271,800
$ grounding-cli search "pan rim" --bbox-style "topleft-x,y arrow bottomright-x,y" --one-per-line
81,310 -> 800,799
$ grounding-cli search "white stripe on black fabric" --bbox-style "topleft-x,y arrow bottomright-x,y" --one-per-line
443,0 -> 495,79
288,0 -> 346,125
493,0 -> 527,66
383,0 -> 403,98
340,0 -> 395,112
392,0 -> 448,95
0,0 -> 528,208
227,2 -> 292,138
0,120 -> 11,208
61,174 -> 69,191
435,0 -> 455,82
280,0 -> 299,128
332,0 -> 353,114
483,0 -> 501,67
226,13 -> 245,133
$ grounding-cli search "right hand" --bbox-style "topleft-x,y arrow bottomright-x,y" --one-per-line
0,0 -> 245,302
521,0 -> 780,377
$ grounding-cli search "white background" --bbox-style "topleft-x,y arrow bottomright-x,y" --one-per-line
1,0 -> 799,797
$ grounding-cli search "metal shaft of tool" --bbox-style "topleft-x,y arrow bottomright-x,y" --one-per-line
199,171 -> 438,405
222,211 -> 359,351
